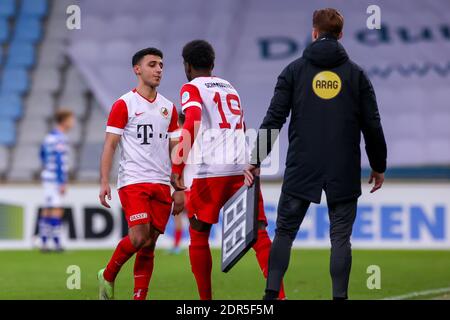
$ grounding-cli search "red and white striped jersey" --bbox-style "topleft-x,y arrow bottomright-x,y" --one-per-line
106,89 -> 179,189
180,76 -> 248,178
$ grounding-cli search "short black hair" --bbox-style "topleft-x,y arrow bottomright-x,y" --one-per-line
132,47 -> 163,66
182,40 -> 215,70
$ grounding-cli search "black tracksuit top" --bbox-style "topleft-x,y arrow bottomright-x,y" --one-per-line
255,35 -> 387,204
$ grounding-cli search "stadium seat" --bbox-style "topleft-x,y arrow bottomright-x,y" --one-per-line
77,142 -> 103,181
0,93 -> 23,120
0,68 -> 29,94
37,41 -> 66,67
50,0 -> 73,19
5,42 -> 36,68
45,18 -> 70,41
66,119 -> 83,145
13,17 -> 43,43
64,66 -> 88,95
17,118 -> 48,144
0,119 -> 16,146
58,94 -> 88,118
0,17 -> 10,44
32,67 -> 60,92
20,0 -> 48,18
0,0 -> 15,18
84,106 -> 107,143
0,145 -> 9,174
7,144 -> 41,181
24,91 -> 54,118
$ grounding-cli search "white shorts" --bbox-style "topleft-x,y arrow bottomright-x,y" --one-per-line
43,182 -> 63,208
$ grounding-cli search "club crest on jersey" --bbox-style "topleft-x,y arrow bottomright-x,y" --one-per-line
160,106 -> 169,118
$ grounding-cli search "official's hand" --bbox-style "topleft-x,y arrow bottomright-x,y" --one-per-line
172,191 -> 185,216
369,170 -> 384,193
171,173 -> 186,191
243,164 -> 260,187
99,181 -> 112,208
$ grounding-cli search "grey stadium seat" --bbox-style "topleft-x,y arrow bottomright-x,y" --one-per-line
45,18 -> 70,41
17,118 -> 48,144
0,146 -> 9,175
32,67 -> 61,93
77,142 -> 102,182
57,94 -> 87,118
66,118 -> 83,145
64,65 -> 88,95
7,145 -> 42,181
24,91 -> 55,118
37,41 -> 66,68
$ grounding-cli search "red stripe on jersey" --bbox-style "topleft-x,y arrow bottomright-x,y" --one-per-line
168,105 -> 179,133
172,106 -> 202,175
180,84 -> 202,109
107,99 -> 128,129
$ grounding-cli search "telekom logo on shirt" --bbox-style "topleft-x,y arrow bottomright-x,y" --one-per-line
136,124 -> 153,145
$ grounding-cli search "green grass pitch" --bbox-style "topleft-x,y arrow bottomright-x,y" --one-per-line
0,249 -> 449,300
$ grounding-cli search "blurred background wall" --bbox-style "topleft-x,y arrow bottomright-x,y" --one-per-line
0,0 -> 449,249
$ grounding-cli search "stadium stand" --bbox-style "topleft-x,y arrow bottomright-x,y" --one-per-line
0,0 -> 449,183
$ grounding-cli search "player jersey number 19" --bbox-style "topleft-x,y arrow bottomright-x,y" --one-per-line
213,92 -> 243,130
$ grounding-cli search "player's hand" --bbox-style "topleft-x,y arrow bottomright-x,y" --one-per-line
243,164 -> 260,187
99,181 -> 112,208
59,184 -> 66,195
369,170 -> 384,193
172,191 -> 185,216
171,173 -> 186,191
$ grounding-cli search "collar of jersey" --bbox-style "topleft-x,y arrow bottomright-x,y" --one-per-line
133,88 -> 158,104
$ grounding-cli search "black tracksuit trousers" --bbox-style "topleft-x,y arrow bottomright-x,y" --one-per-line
266,192 -> 357,299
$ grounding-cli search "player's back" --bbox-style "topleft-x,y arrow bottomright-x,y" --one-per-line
180,76 -> 248,178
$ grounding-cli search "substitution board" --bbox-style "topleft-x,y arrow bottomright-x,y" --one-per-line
220,177 -> 259,272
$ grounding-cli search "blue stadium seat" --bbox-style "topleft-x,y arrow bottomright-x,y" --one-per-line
0,68 -> 30,94
5,42 -> 36,68
0,0 -> 15,18
0,119 -> 16,146
13,17 -> 42,43
0,94 -> 23,120
0,17 -> 9,44
20,0 -> 48,18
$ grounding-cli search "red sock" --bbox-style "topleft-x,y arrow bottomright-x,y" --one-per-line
133,247 -> 155,300
253,229 -> 286,299
188,226 -> 212,300
174,229 -> 182,248
103,236 -> 138,283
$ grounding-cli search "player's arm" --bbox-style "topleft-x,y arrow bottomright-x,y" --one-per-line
167,105 -> 185,215
171,84 -> 202,191
99,133 -> 121,208
99,99 -> 128,208
359,70 -> 387,193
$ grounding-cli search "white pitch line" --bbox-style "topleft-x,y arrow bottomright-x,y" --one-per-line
382,287 -> 450,300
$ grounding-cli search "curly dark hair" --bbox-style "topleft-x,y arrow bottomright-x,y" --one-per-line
182,40 -> 215,70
